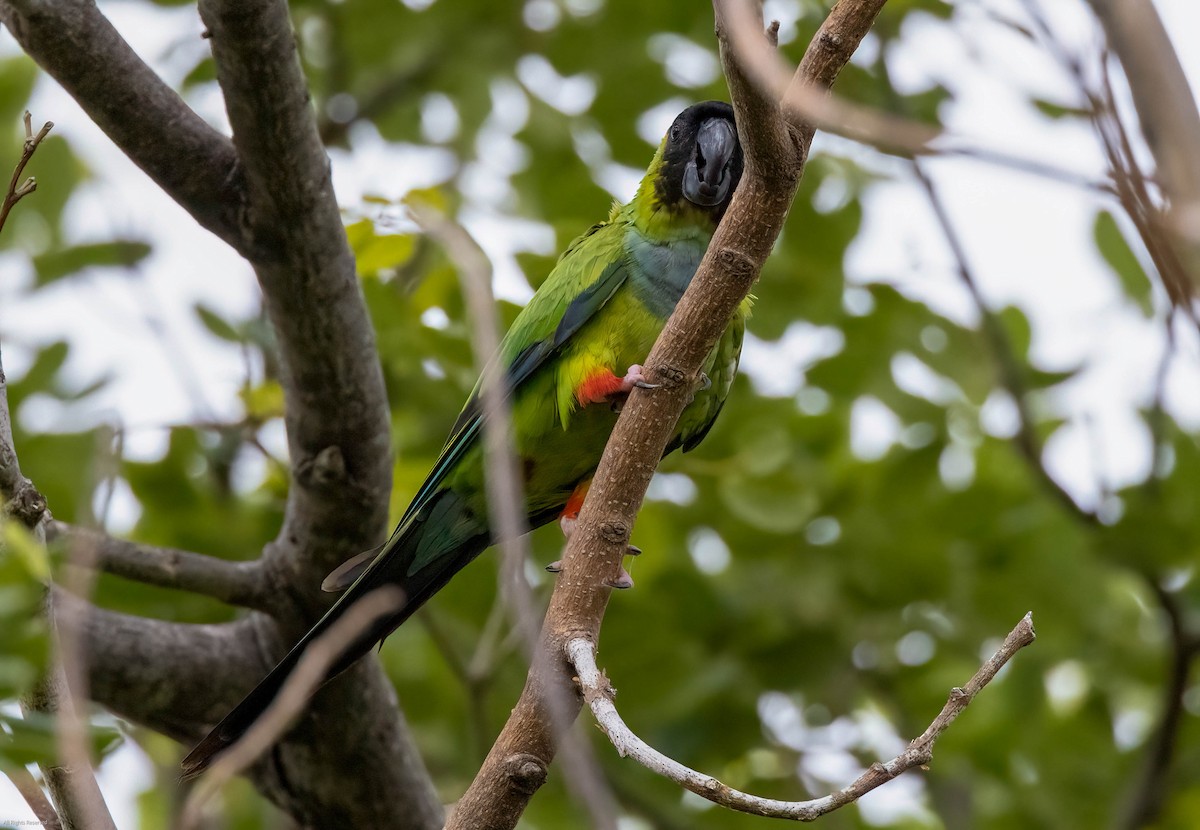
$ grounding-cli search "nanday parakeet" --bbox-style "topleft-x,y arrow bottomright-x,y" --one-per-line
183,100 -> 748,776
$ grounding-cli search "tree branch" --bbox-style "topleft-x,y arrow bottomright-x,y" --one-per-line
197,0 -> 394,593
57,592 -> 265,746
447,3 -> 889,827
718,0 -> 936,156
179,4 -> 445,826
0,110 -> 51,236
911,162 -> 1099,524
1121,582 -> 1200,829
0,131 -> 116,830
18,663 -> 116,830
45,520 -> 272,612
179,588 -> 404,830
69,588 -> 444,828
413,205 -> 621,829
569,613 -> 1036,820
1087,0 -> 1200,288
4,765 -> 63,830
0,0 -> 246,250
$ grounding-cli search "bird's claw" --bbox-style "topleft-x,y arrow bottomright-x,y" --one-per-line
697,372 -> 711,392
624,364 -> 659,392
604,568 -> 634,590
547,547 -> 639,580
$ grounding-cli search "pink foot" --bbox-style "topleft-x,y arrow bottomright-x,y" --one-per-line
617,364 -> 659,394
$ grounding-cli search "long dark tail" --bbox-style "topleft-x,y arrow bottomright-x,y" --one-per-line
180,490 -> 488,778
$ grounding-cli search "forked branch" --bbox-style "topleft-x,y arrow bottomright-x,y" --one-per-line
447,2 -> 895,828
569,613 -> 1036,820
45,521 -> 271,612
0,111 -> 52,237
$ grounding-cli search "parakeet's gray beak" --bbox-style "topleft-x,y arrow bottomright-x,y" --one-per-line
683,118 -> 737,207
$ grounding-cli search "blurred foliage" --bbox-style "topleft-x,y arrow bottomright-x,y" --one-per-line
2,0 -> 1199,828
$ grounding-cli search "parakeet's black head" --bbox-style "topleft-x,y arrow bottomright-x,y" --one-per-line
652,101 -> 743,222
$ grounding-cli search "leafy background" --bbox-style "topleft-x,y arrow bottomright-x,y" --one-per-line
2,0 -> 1200,827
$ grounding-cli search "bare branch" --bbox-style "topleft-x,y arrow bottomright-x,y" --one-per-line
1121,581 -> 1200,829
448,3 -> 891,828
47,431 -> 120,830
412,205 -> 620,830
50,591 -> 261,746
45,521 -> 271,612
721,2 -> 1126,196
198,0 -> 394,588
912,162 -> 1099,524
718,0 -> 937,156
0,110 -> 52,237
68,588 -> 444,830
407,205 -> 537,647
19,664 -> 116,830
1022,1 -> 1195,313
1087,0 -> 1200,286
570,613 -> 1036,820
178,588 -> 404,830
0,1 -> 245,249
4,765 -> 62,830
932,143 -> 1116,195
2,305 -> 114,830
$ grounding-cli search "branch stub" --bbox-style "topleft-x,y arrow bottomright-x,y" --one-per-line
502,753 -> 548,795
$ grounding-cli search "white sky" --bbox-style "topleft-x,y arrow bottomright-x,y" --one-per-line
2,0 -> 1199,825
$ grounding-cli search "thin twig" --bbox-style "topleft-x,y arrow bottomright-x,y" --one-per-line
725,1 -> 1127,196
48,426 -> 120,830
0,111 -> 53,237
45,521 -> 271,611
1093,49 -> 1194,315
1020,0 -> 1195,317
935,143 -> 1115,195
1121,582 -> 1200,829
4,765 -> 63,830
912,161 -> 1099,524
177,587 -> 405,830
1086,0 -> 1200,285
1,226 -> 115,828
410,204 -> 621,830
720,0 -> 937,156
569,613 -> 1036,820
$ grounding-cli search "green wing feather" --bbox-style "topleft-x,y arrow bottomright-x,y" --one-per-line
348,220 -> 631,572
675,303 -> 747,453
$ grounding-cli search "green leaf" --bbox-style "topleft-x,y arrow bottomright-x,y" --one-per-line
1032,98 -> 1091,120
1094,210 -> 1153,315
2,523 -> 49,582
0,712 -> 122,768
1027,366 -> 1080,389
195,303 -> 243,342
240,380 -> 286,420
997,305 -> 1032,362
182,57 -> 217,89
357,232 -> 417,276
32,240 -> 152,287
